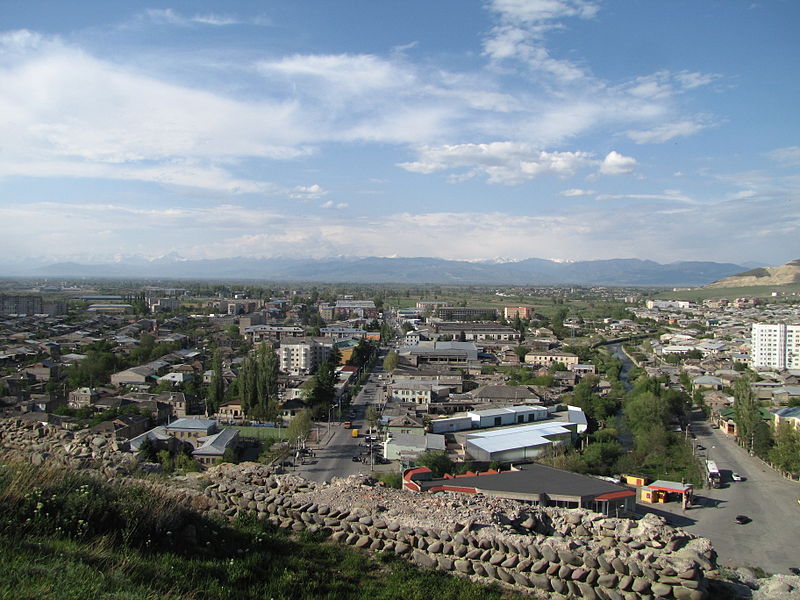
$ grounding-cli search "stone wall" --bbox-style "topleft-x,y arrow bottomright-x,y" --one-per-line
0,418 -> 713,600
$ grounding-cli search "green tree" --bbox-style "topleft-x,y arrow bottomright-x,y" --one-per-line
365,405 -> 379,432
382,350 -> 398,372
624,392 -> 670,433
734,376 -> 759,453
286,409 -> 312,446
415,450 -> 454,478
769,421 -> 800,475
581,441 -> 623,475
137,437 -> 159,463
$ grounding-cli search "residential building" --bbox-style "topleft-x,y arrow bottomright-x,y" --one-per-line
398,341 -> 479,367
164,417 -> 219,448
504,306 -> 533,320
0,294 -> 67,316
434,322 -> 521,341
751,323 -> 800,370
524,350 -> 579,368
435,306 -> 497,321
388,381 -> 451,404
68,387 -> 99,409
319,300 -> 378,321
278,337 -> 333,375
192,428 -> 239,466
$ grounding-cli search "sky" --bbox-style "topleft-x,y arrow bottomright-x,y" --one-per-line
0,0 -> 798,268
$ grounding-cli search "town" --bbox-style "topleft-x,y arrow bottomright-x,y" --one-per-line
1,279 -> 799,592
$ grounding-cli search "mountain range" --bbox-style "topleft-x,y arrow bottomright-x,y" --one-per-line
0,256 -> 753,287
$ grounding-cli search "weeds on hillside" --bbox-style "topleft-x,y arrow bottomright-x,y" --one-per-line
0,459 -> 526,600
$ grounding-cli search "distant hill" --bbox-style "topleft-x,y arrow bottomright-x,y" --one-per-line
705,259 -> 800,288
13,256 -> 749,287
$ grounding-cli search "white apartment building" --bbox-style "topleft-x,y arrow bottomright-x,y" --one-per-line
278,337 -> 332,375
751,323 -> 800,370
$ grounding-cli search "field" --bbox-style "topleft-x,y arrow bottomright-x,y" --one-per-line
224,425 -> 287,442
655,283 -> 800,302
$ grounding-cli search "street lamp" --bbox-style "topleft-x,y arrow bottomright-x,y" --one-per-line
327,403 -> 335,435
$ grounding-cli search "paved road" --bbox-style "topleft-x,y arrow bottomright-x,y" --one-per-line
294,367 -> 388,483
647,413 -> 800,574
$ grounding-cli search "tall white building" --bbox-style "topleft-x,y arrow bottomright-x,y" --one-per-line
278,337 -> 333,375
751,324 -> 800,370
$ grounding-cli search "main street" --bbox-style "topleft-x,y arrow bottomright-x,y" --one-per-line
294,363 -> 388,484
647,414 -> 800,574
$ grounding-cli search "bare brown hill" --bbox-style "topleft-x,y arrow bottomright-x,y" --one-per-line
705,259 -> 800,288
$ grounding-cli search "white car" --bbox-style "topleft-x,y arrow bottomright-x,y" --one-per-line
732,472 -> 742,482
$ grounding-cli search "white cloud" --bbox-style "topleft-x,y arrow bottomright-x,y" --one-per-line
490,0 -> 599,27
398,142 -> 594,184
400,143 -> 635,184
290,184 -> 327,199
599,151 -> 637,176
143,9 -> 259,27
767,146 -> 800,166
561,188 -> 595,196
627,119 -> 709,144
321,200 -> 348,209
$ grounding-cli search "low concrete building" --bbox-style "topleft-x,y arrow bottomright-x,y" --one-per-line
403,463 -> 636,515
429,415 -> 473,434
384,432 -> 446,461
192,428 -> 240,467
465,421 -> 577,462
164,417 -> 219,448
467,405 -> 548,428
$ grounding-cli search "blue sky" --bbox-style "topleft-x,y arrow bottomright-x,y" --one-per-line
0,0 -> 798,267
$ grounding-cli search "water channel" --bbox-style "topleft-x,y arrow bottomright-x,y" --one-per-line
605,342 -> 635,449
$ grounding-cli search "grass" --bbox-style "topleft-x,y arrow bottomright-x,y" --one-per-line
224,425 -> 287,442
0,461 -> 527,600
655,283 -> 800,301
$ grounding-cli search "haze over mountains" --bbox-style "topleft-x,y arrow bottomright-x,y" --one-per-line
0,256 -> 752,287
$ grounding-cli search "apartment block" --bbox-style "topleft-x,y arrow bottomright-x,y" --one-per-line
751,323 -> 800,370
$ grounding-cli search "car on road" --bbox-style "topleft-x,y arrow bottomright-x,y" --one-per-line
352,455 -> 361,462
732,472 -> 742,482
734,515 -> 751,525
695,445 -> 705,451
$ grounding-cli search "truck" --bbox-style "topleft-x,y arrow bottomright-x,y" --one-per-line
351,428 -> 359,438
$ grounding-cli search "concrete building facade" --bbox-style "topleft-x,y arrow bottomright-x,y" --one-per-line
751,323 -> 800,370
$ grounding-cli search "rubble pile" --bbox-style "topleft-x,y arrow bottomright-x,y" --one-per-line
200,464 -> 714,600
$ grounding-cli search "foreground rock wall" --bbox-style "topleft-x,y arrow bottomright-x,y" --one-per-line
1,418 -> 712,599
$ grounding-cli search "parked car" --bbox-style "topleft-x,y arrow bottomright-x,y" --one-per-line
732,472 -> 742,482
734,515 -> 750,525
352,455 -> 361,462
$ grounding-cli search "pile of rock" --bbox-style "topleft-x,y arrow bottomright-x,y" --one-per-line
0,417 -> 136,478
0,419 -> 717,599
199,463 -> 713,599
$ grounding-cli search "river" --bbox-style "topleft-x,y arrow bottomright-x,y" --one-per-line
605,342 -> 634,449
606,342 -> 634,392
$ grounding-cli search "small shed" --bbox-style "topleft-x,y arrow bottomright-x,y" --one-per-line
641,480 -> 694,507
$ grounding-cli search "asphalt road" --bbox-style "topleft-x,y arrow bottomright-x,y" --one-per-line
293,368 -> 387,484
645,413 -> 800,574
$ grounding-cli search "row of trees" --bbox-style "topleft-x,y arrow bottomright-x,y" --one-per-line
237,344 -> 280,421
734,374 -> 800,475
